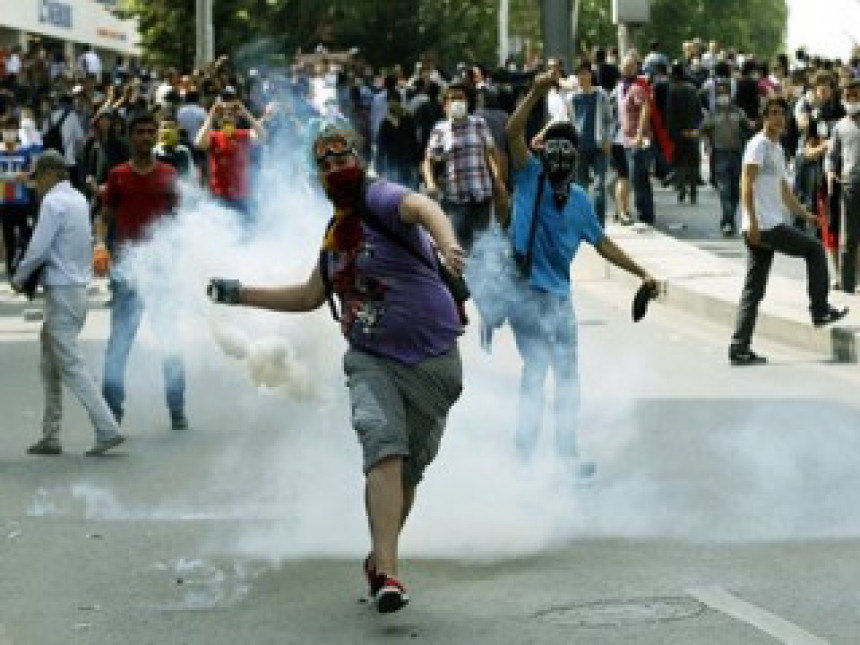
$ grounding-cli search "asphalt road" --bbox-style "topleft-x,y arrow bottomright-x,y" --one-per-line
1,272 -> 859,644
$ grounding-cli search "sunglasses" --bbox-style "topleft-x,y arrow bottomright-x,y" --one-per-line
314,136 -> 356,170
543,139 -> 575,155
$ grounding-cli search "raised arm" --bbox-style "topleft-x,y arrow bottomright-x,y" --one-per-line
505,69 -> 558,173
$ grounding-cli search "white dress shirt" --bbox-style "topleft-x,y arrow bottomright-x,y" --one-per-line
14,181 -> 93,287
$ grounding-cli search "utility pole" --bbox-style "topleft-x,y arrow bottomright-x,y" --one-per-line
195,0 -> 214,69
499,0 -> 510,66
542,0 -> 572,65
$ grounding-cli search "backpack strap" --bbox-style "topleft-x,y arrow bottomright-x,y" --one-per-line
318,217 -> 340,322
517,171 -> 546,278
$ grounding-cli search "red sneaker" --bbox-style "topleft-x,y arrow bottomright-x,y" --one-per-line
374,574 -> 409,614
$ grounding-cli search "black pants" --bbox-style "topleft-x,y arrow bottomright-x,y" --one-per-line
442,198 -> 492,254
1,202 -> 33,279
673,138 -> 699,200
841,183 -> 860,293
730,224 -> 830,350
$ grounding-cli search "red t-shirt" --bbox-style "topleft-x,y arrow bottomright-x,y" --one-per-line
207,129 -> 252,200
104,161 -> 178,244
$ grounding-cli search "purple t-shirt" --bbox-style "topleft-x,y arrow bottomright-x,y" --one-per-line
323,180 -> 462,364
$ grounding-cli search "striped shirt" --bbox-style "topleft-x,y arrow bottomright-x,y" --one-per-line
426,115 -> 495,204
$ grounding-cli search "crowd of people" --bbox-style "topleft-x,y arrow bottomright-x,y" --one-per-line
1,33 -> 859,613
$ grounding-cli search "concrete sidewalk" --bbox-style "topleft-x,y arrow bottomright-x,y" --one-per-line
579,219 -> 860,362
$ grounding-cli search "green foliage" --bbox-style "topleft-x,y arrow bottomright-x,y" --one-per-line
121,0 -> 788,71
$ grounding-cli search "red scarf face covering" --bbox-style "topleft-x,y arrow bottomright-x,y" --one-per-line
320,166 -> 366,253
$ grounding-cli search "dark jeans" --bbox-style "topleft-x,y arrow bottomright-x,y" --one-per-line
442,198 -> 492,253
1,202 -> 33,278
713,150 -> 742,228
731,224 -> 830,350
841,183 -> 860,293
102,278 -> 185,423
575,148 -> 608,226
673,138 -> 700,200
625,146 -> 654,224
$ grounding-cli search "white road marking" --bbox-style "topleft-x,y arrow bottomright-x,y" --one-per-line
687,585 -> 829,645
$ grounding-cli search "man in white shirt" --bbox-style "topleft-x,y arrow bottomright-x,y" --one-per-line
729,98 -> 848,366
12,151 -> 125,456
82,46 -> 102,81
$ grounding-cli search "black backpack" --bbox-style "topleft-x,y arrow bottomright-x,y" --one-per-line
319,183 -> 470,325
43,109 -> 71,156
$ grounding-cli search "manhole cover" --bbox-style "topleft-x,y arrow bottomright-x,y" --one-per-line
534,596 -> 706,628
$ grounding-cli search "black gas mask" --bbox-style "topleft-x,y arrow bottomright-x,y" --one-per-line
540,138 -> 577,207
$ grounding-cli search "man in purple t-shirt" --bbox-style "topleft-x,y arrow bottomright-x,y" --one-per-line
207,124 -> 464,615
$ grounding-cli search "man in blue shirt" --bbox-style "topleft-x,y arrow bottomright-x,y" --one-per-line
505,67 -> 657,476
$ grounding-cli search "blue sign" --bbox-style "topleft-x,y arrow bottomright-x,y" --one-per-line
38,0 -> 73,30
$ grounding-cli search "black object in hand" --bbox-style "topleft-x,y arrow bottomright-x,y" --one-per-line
207,278 -> 243,304
632,281 -> 658,323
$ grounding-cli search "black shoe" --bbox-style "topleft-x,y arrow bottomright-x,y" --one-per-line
85,434 -> 126,456
729,348 -> 767,366
171,412 -> 188,431
678,187 -> 686,203
27,438 -> 62,455
812,306 -> 849,327
690,190 -> 697,205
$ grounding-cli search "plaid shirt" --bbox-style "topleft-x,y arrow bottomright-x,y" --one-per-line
426,115 -> 495,204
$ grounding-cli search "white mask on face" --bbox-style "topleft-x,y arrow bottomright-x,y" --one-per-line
2,131 -> 17,144
844,101 -> 860,116
448,100 -> 468,120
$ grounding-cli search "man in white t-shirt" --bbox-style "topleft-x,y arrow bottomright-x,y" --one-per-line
729,97 -> 848,366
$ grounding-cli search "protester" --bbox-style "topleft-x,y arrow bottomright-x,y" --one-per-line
505,68 -> 658,476
11,151 -> 126,456
207,123 -> 465,614
97,111 -> 187,430
0,114 -> 36,277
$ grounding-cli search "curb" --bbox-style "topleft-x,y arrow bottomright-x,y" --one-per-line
580,226 -> 860,364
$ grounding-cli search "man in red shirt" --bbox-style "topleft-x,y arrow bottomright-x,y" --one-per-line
195,93 -> 265,224
97,111 -> 187,431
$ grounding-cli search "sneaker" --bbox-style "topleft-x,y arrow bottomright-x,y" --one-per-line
363,555 -> 381,598
618,213 -> 634,226
812,306 -> 849,327
27,438 -> 61,455
729,348 -> 767,366
85,434 -> 126,456
171,412 -> 189,431
721,223 -> 734,237
374,574 -> 409,614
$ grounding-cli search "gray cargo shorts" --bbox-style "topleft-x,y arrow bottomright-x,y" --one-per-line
343,346 -> 463,487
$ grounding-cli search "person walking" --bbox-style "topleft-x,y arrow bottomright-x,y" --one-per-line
729,97 -> 848,366
12,151 -> 125,456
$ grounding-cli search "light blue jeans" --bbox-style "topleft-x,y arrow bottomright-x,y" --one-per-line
41,286 -> 121,442
102,278 -> 185,423
508,288 -> 581,460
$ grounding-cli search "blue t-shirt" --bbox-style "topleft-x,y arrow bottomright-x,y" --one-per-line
510,155 -> 604,296
0,145 -> 36,205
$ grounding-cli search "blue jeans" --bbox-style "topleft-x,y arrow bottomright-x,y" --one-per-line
713,150 -> 742,228
102,279 -> 185,423
575,148 -> 608,226
625,146 -> 655,224
508,289 -> 581,460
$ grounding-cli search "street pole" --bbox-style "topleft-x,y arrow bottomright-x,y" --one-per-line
571,0 -> 582,57
499,0 -> 510,66
196,0 -> 214,69
542,0 -> 572,65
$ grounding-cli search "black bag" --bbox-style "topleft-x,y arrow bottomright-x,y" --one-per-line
43,109 -> 71,156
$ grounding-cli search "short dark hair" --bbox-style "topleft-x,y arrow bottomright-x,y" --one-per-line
444,82 -> 468,101
761,96 -> 789,117
127,110 -> 157,132
543,121 -> 578,148
576,59 -> 593,74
